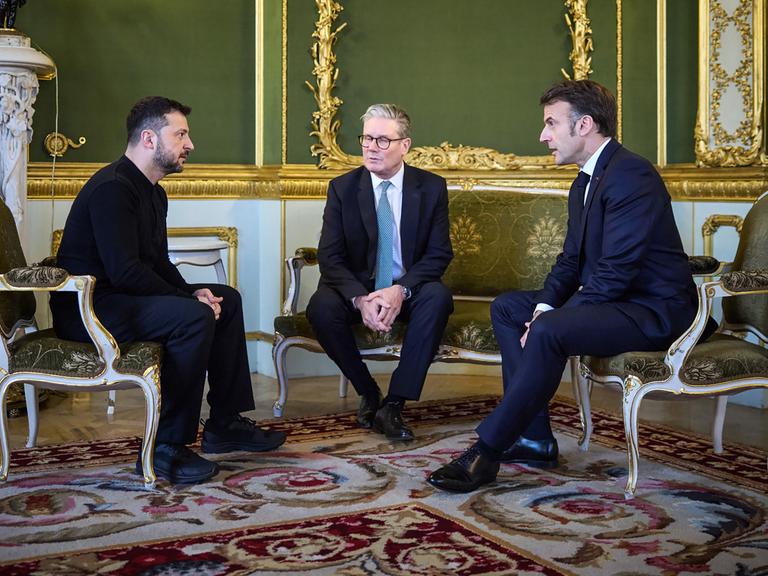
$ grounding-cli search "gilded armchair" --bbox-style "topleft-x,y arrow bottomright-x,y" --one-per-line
578,192 -> 768,497
0,203 -> 162,487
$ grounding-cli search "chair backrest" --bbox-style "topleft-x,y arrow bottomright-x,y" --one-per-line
443,188 -> 568,297
0,202 -> 36,337
722,192 -> 768,340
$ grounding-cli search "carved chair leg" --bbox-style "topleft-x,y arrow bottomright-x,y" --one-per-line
622,376 -> 644,499
711,396 -> 728,454
107,390 -> 117,416
339,375 -> 349,398
272,336 -> 289,417
574,361 -> 593,451
0,380 -> 11,482
139,370 -> 160,489
24,383 -> 38,448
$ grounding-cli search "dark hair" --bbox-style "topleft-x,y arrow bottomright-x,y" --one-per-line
540,80 -> 617,138
126,96 -> 191,144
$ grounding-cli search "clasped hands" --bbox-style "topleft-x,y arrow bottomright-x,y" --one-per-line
354,285 -> 404,333
194,288 -> 223,320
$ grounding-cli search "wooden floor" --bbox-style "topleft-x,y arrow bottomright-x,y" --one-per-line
5,372 -> 766,451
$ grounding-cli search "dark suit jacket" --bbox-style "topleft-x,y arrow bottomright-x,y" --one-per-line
317,163 -> 453,301
538,139 -> 697,345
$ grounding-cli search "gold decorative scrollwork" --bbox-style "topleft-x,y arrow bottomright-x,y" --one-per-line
43,132 -> 86,158
305,0 -> 588,171
695,0 -> 765,167
561,0 -> 593,80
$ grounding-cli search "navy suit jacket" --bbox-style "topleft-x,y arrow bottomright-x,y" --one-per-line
538,139 -> 697,345
317,163 -> 453,301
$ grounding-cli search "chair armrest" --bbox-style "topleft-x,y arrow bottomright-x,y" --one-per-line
0,269 -> 121,371
666,269 -> 768,372
282,247 -> 319,316
688,255 -> 722,276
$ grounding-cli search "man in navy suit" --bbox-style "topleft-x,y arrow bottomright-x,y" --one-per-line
428,80 -> 698,492
307,104 -> 453,441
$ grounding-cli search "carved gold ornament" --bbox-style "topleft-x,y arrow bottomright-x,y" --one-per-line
695,0 -> 765,167
43,132 -> 86,158
562,0 -> 594,80
305,0 -> 591,171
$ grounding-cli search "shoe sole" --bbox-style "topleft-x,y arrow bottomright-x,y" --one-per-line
499,458 -> 558,469
427,477 -> 495,493
200,438 -> 286,454
371,423 -> 414,441
135,463 -> 219,484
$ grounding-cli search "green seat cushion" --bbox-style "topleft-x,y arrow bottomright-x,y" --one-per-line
9,329 -> 163,377
275,299 -> 499,354
583,334 -> 768,386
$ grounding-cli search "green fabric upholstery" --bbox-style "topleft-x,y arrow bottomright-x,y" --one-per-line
583,334 -> 768,386
9,329 -> 163,377
5,266 -> 69,288
276,299 -> 499,354
444,189 -> 567,296
0,203 -> 35,336
722,193 -> 768,336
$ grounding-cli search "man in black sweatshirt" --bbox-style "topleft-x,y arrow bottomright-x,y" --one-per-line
51,96 -> 285,484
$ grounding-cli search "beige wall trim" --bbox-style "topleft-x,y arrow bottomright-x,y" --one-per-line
246,330 -> 274,342
28,162 -> 767,202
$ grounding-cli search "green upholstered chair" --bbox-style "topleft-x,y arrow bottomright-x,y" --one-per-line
272,187 -> 577,416
0,202 -> 162,487
578,191 -> 768,498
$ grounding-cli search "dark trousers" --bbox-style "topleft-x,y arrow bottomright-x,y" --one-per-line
51,284 -> 255,444
306,281 -> 453,400
478,290 -> 665,451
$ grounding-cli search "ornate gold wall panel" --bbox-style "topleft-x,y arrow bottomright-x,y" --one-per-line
28,162 -> 767,202
304,0 -> 592,171
695,0 -> 765,167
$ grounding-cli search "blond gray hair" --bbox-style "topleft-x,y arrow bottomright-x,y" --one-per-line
360,104 -> 411,139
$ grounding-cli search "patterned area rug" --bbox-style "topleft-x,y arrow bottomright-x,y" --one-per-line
1,396 -> 766,575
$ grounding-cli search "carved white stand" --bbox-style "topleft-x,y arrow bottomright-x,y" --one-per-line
0,30 -> 55,235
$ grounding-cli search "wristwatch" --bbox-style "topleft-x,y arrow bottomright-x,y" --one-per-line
399,285 -> 412,300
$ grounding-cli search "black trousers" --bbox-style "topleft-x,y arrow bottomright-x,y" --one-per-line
477,290 -> 689,451
50,284 -> 255,444
306,281 -> 453,400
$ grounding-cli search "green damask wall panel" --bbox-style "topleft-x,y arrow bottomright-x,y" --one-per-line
620,0 -> 657,160
263,0 -> 283,166
667,0 -> 698,164
287,0 -> 576,165
23,0 -> 256,164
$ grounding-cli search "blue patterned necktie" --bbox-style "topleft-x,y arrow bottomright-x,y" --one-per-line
375,180 -> 394,290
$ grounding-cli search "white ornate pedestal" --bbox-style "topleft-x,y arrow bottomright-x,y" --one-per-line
0,30 -> 55,234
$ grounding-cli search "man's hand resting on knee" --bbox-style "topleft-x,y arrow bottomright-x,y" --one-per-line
194,288 -> 223,320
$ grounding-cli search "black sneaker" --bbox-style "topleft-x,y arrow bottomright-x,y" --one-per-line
136,442 -> 219,484
201,415 -> 287,454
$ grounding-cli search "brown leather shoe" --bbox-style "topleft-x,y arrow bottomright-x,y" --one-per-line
427,444 -> 500,493
372,402 -> 414,441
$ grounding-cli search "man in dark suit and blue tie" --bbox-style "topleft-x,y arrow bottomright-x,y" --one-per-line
307,104 -> 454,441
428,80 -> 698,492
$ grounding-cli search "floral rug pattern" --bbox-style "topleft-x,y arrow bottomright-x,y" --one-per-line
0,396 -> 766,575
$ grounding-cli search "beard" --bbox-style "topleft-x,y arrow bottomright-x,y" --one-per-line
153,140 -> 185,175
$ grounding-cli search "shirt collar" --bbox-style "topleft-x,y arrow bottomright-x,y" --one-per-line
580,138 -> 612,178
370,162 -> 405,192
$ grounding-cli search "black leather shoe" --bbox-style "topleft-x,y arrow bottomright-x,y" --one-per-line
372,402 -> 414,441
356,390 -> 382,429
427,445 -> 500,493
136,442 -> 219,484
499,437 -> 559,468
201,415 -> 287,454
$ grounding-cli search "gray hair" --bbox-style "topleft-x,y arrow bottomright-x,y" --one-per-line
360,104 -> 411,139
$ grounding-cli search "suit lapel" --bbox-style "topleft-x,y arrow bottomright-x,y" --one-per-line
400,164 -> 421,270
578,139 -> 621,243
358,170 -> 378,272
